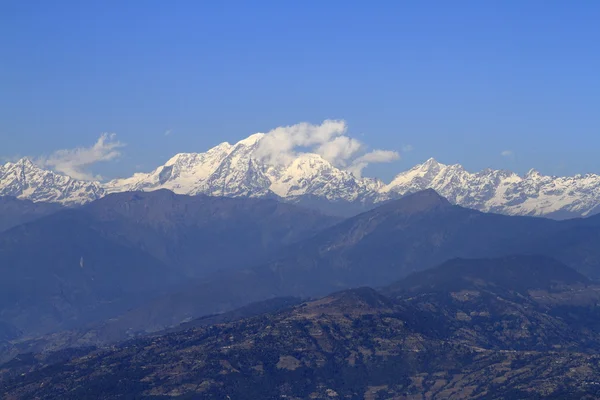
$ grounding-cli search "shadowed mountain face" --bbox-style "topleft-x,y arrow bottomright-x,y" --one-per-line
0,191 -> 338,339
385,255 -> 591,296
80,189 -> 340,277
0,196 -> 62,232
4,255 -> 600,399
251,190 -> 586,297
0,209 -> 179,339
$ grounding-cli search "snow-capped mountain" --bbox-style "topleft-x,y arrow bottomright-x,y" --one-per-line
104,133 -> 381,205
4,134 -> 600,219
103,135 -> 270,198
383,158 -> 600,218
0,158 -> 104,206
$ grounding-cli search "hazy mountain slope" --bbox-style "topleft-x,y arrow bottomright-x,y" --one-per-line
525,214 -> 600,278
0,209 -> 175,338
257,190 -> 566,296
4,256 -> 600,399
80,189 -> 340,277
0,196 -> 62,232
385,254 -> 591,296
0,191 -> 337,341
83,189 -> 600,341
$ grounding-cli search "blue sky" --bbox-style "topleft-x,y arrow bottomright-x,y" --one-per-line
1,1 -> 599,181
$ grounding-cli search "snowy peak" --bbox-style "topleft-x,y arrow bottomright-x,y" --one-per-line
10,157 -> 36,169
235,132 -> 265,146
383,158 -> 454,193
384,160 -> 600,218
267,153 -> 380,201
525,168 -> 543,179
106,134 -> 383,203
420,157 -> 443,171
0,158 -> 104,206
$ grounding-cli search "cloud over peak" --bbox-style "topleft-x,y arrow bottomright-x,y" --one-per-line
38,133 -> 125,181
254,120 -> 400,176
254,120 -> 348,166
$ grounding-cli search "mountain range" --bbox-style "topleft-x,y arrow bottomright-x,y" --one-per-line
4,188 -> 600,362
4,133 -> 600,217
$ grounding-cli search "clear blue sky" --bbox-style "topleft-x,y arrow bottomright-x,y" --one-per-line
1,0 -> 599,181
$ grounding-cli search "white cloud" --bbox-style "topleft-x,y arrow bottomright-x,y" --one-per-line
164,129 -> 173,136
254,119 -> 348,165
254,120 -> 399,177
354,149 -> 400,164
501,150 -> 514,157
348,150 -> 401,177
315,136 -> 363,167
38,133 -> 125,181
402,144 -> 414,152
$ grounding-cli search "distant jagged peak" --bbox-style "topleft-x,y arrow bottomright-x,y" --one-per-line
7,157 -> 36,168
525,168 -> 543,179
383,158 -> 447,192
3,157 -> 48,174
2,156 -> 74,182
235,132 -> 265,147
413,157 -> 467,172
164,143 -> 232,167
420,157 -> 444,169
395,157 -> 446,177
161,135 -> 264,170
